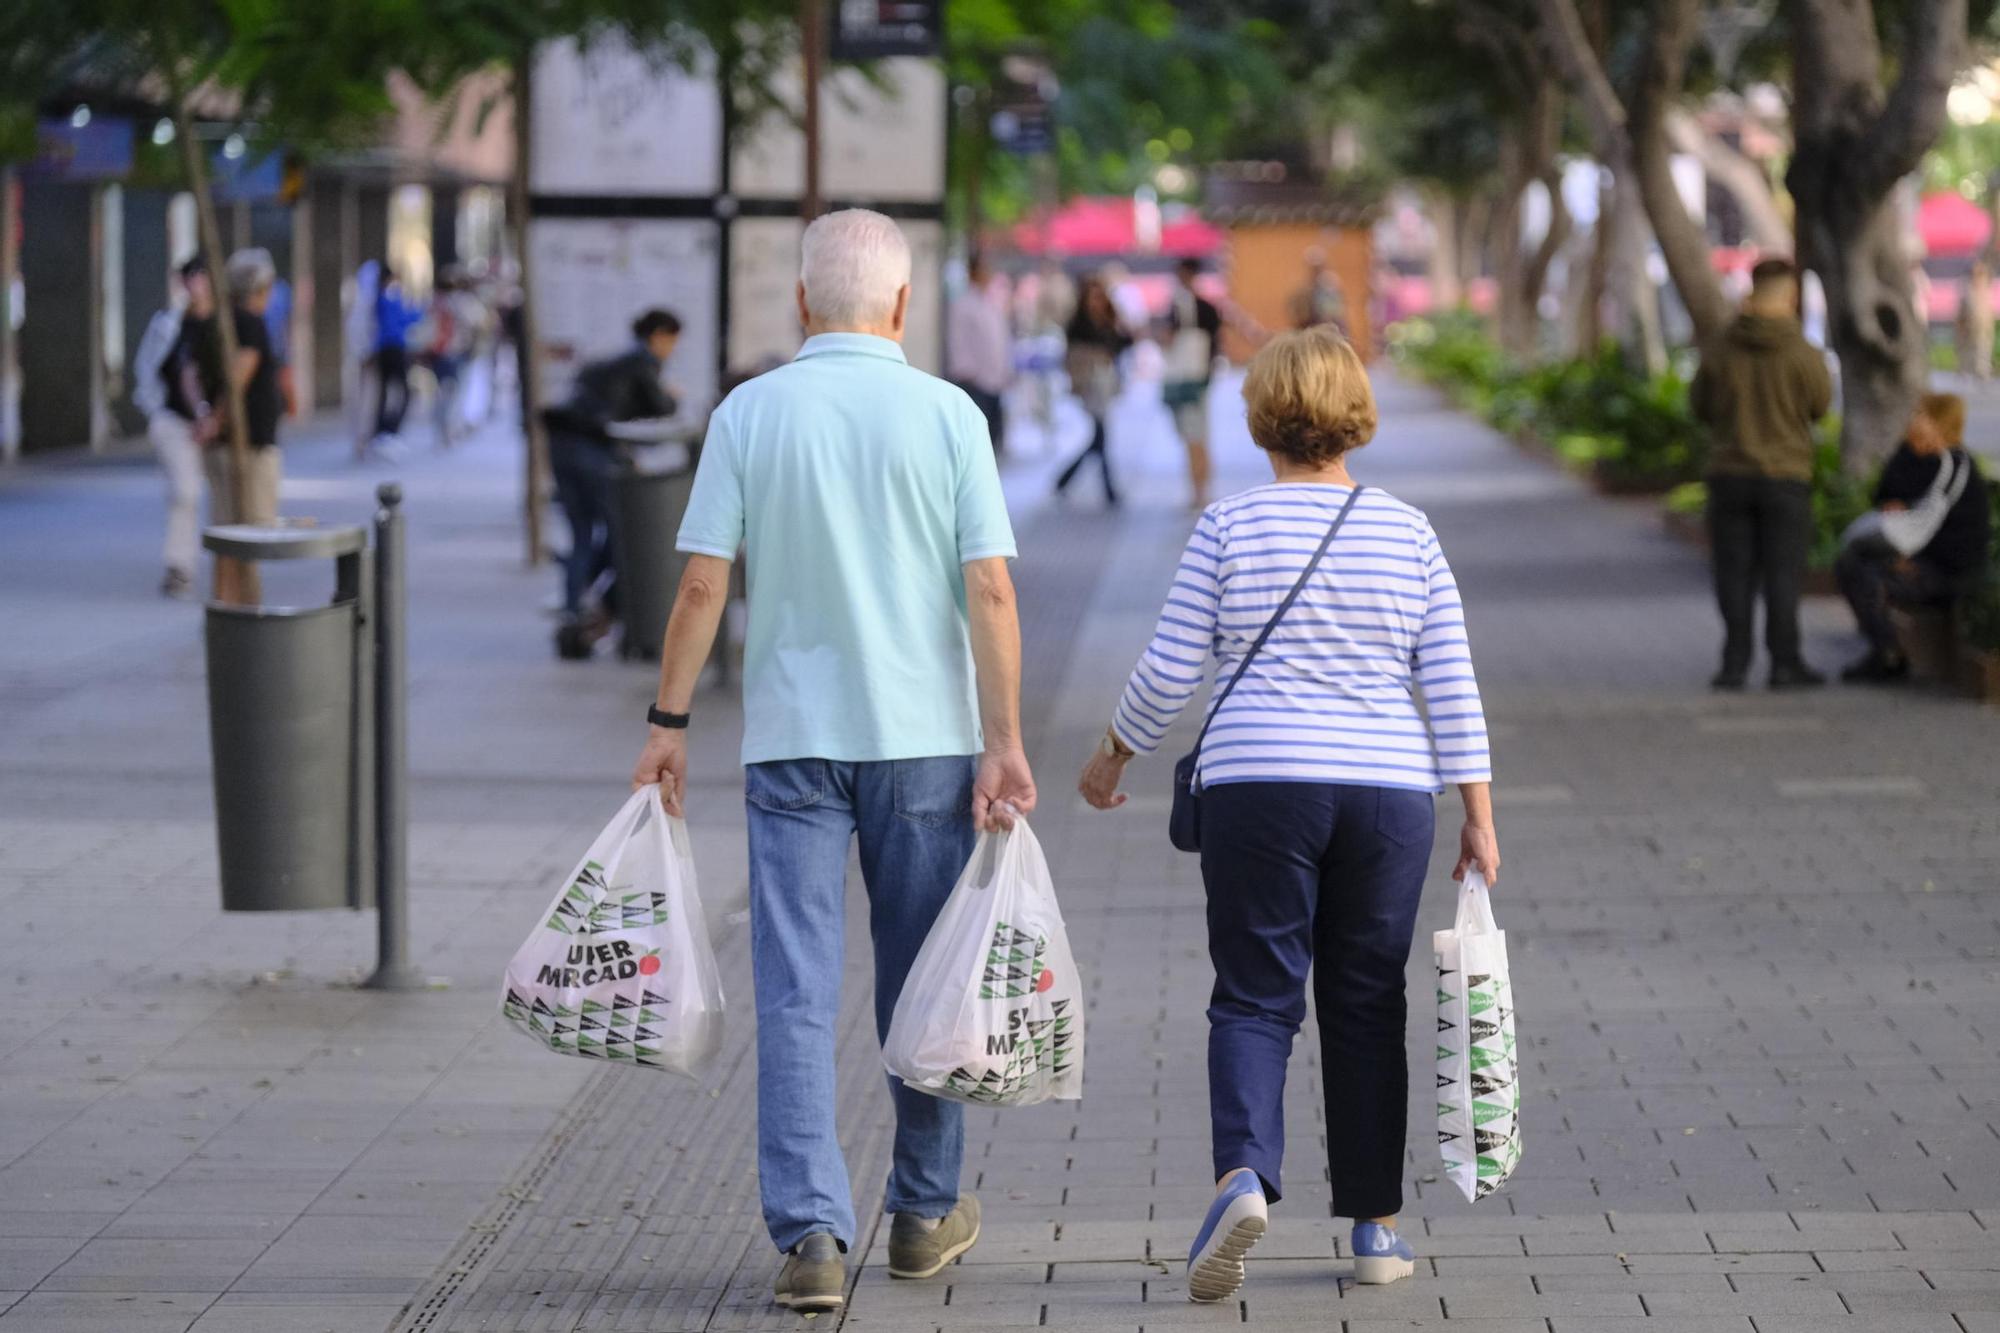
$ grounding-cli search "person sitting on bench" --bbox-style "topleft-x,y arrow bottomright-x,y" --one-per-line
1837,393 -> 1992,683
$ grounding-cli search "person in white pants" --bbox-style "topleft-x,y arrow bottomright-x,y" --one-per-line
133,257 -> 216,599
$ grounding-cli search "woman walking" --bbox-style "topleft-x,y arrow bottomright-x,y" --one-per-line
1078,326 -> 1500,1300
1053,275 -> 1130,506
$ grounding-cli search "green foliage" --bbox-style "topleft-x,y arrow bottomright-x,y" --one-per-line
946,0 -> 1292,224
1960,477 -> 2000,652
1391,314 -> 1706,492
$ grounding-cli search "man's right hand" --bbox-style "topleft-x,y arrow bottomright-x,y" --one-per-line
974,746 -> 1037,832
632,728 -> 689,817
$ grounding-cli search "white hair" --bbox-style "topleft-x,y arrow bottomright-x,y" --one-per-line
800,209 -> 911,327
225,247 -> 277,296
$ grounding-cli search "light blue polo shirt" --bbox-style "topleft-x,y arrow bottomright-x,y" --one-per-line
676,333 -> 1018,764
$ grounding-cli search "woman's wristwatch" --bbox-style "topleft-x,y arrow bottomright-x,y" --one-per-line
1100,727 -> 1134,759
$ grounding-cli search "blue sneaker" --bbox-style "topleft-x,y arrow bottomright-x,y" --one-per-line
1186,1171 -> 1267,1302
1350,1221 -> 1416,1285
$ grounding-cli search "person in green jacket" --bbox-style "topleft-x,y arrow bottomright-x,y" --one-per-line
1690,258 -> 1835,691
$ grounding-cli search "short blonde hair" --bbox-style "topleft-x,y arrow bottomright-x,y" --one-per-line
1242,326 -> 1377,465
1917,392 -> 1966,445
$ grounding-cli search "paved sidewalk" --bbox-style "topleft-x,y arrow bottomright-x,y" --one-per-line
2,372 -> 1998,1333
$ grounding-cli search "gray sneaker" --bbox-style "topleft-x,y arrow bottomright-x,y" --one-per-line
774,1233 -> 846,1313
887,1193 -> 981,1279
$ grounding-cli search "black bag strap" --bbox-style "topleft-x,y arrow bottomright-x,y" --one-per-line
1190,485 -> 1366,772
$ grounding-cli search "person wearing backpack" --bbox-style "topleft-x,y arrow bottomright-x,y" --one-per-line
134,257 -> 219,599
544,309 -> 682,654
1077,326 -> 1499,1302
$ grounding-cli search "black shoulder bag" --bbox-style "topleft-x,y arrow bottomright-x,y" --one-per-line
1169,486 -> 1365,853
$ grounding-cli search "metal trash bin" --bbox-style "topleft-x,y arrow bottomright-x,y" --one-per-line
202,525 -> 374,912
610,463 -> 698,663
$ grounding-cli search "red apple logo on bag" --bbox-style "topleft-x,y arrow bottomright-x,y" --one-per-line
1035,969 -> 1054,993
638,949 -> 662,977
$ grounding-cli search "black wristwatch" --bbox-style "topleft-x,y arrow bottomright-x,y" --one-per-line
647,705 -> 690,730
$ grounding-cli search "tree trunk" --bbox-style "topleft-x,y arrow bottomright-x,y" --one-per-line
1429,188 -> 1463,309
1625,0 -> 1729,344
1537,0 -> 1730,345
1495,86 -> 1569,361
173,97 -> 259,603
510,51 -> 548,565
1666,109 -> 1791,254
1786,0 -> 1965,469
1493,143 -> 1532,358
1459,194 -> 1492,312
1611,171 -> 1666,373
1801,191 -> 1924,466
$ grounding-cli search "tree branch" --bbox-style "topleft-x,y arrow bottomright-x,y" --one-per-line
1861,0 -> 1968,196
1666,107 -> 1791,253
1535,0 -> 1624,160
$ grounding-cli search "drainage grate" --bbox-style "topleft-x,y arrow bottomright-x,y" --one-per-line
395,1067 -> 617,1331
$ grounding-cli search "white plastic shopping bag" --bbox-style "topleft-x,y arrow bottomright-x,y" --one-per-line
1434,870 -> 1522,1200
883,818 -> 1085,1106
499,786 -> 724,1076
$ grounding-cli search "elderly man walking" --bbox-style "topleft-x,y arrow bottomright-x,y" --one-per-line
632,209 -> 1036,1314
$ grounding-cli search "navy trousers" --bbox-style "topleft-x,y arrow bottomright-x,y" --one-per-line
1198,781 -> 1435,1220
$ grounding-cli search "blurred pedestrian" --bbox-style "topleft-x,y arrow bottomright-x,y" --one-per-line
1690,257 -> 1833,690
1054,275 -> 1130,507
370,267 -> 421,455
1288,247 -> 1347,332
1164,258 -> 1222,509
422,267 -> 488,448
946,253 -> 1011,451
133,256 -> 217,599
1837,393 -> 1992,683
631,209 -> 1032,1314
544,309 -> 682,657
1078,326 -> 1498,1302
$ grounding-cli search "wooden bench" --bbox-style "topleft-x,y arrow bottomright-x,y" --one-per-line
1891,602 -> 1964,683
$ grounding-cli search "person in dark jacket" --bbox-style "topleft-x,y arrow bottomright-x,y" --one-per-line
1053,276 -> 1131,507
1837,393 -> 1992,683
1690,257 -> 1835,691
547,309 -> 682,646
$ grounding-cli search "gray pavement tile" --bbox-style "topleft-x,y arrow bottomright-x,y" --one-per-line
0,1240 -> 87,1291
186,1308 -> 406,1332
1639,1288 -> 1858,1315
0,1218 -> 113,1242
0,1291 -> 215,1331
37,1236 -> 263,1294
1752,1312 -> 1968,1320
1343,1323 -> 1548,1333
95,1215 -> 294,1242
1840,1290 -> 2000,1313
1545,1322 -> 1754,1333
1811,1247 -> 2000,1272
1435,1290 -> 1646,1317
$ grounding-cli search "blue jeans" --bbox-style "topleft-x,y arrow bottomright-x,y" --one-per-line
550,432 -> 618,616
1198,781 -> 1434,1219
745,755 -> 976,1253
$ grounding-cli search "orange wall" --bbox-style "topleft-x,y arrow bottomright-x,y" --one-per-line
1218,223 -> 1375,362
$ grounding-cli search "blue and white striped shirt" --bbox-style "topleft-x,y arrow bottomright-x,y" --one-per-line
1112,483 -> 1492,793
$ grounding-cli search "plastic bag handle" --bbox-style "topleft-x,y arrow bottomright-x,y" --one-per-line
1455,869 -> 1499,936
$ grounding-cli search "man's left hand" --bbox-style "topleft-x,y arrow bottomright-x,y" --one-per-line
632,727 -> 689,816
974,746 -> 1037,832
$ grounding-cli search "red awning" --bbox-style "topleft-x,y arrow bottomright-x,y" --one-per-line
1918,191 -> 1993,258
1008,197 -> 1225,258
